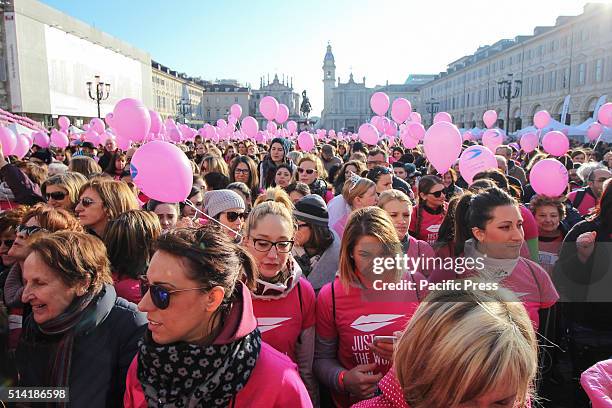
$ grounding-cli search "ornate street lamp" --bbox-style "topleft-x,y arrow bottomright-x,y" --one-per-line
497,73 -> 522,134
86,75 -> 110,118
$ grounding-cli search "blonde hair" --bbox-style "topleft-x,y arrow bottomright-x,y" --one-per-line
200,154 -> 229,177
79,179 -> 140,222
338,207 -> 401,289
378,189 -> 412,212
41,172 -> 88,209
341,177 -> 376,207
245,201 -> 295,237
254,186 -> 293,211
395,288 -> 537,408
298,154 -> 328,180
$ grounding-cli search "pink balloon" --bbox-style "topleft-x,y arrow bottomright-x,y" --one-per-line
520,132 -> 539,153
542,131 -> 569,156
286,120 -> 298,135
104,113 -> 114,128
228,115 -> 238,126
370,92 -> 390,116
216,119 -> 227,129
407,122 -> 425,141
230,104 -> 243,119
297,131 -> 315,151
149,110 -> 162,134
587,122 -> 603,142
50,130 -> 69,148
166,126 -> 182,143
0,127 -> 17,155
371,116 -> 385,134
33,131 -> 50,149
529,158 -> 568,197
241,116 -> 259,138
410,112 -> 422,123
131,141 -> 193,202
434,112 -> 452,124
534,110 -> 551,129
459,145 -> 498,185
400,130 -> 418,149
597,102 -> 612,127
463,131 -> 473,141
90,118 -> 105,134
483,110 -> 498,129
391,98 -> 412,124
423,122 -> 462,174
259,96 -> 279,121
275,104 -> 290,124
266,121 -> 277,134
385,121 -> 398,136
112,98 -> 151,143
358,123 -> 379,146
13,134 -> 30,159
328,129 -> 336,138
82,124 -> 91,131
84,130 -> 100,145
58,116 -> 70,130
482,129 -> 504,151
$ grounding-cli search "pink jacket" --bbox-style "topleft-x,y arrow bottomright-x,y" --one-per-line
581,359 -> 612,407
124,284 -> 313,408
351,368 -> 409,408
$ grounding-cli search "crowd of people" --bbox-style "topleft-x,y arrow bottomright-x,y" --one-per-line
0,130 -> 610,408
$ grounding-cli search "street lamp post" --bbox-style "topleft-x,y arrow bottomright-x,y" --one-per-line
176,98 -> 192,124
425,98 -> 440,126
497,73 -> 522,134
86,75 -> 111,118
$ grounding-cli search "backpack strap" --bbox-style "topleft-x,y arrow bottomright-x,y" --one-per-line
572,188 -> 588,210
331,279 -> 336,324
297,281 -> 303,345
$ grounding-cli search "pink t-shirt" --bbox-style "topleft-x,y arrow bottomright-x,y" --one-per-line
538,235 -> 564,276
568,189 -> 597,216
409,206 -> 445,246
317,277 -> 422,407
252,277 -> 316,362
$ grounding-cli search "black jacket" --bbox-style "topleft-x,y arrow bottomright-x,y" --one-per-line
16,285 -> 147,407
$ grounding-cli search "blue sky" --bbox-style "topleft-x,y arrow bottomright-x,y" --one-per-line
43,0 -> 593,114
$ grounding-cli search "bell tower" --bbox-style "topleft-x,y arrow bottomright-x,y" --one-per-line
322,43 -> 336,117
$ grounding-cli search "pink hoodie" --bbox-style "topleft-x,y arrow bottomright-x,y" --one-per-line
581,359 -> 612,408
124,284 -> 313,408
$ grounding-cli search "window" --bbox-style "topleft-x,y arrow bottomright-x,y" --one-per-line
234,97 -> 239,102
561,36 -> 568,48
562,67 -> 570,88
578,63 -> 586,85
538,74 -> 544,93
549,71 -> 556,91
500,60 -> 504,70
595,59 -> 603,82
207,109 -> 210,118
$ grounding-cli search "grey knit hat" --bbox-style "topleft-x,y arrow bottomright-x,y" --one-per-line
203,189 -> 245,219
294,194 -> 329,227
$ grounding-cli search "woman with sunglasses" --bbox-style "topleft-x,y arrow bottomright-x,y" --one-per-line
242,201 -> 318,403
315,207 -> 424,408
297,154 -> 333,203
229,155 -> 261,205
3,204 -> 83,351
124,226 -> 312,408
16,231 -> 147,407
41,172 -> 88,211
366,166 -> 394,195
203,189 -> 246,241
75,179 -> 139,238
292,195 -> 341,294
409,175 -> 447,246
104,210 -> 161,304
332,176 -> 378,238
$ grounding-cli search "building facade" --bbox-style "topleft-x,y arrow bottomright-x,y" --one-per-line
0,0 -> 152,126
418,2 -> 612,131
250,74 -> 300,127
319,44 -> 431,132
201,83 -> 250,125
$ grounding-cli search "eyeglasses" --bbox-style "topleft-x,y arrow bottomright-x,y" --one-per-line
139,276 -> 209,310
16,225 -> 46,237
46,191 -> 67,201
223,211 -> 246,222
251,238 -> 294,253
0,239 -> 14,247
234,168 -> 250,175
428,190 -> 445,198
297,168 -> 316,175
78,197 -> 101,207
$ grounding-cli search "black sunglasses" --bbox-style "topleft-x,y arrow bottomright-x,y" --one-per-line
78,197 -> 101,208
297,168 -> 316,175
139,276 -> 208,310
46,191 -> 67,201
428,190 -> 445,198
223,211 -> 246,222
0,239 -> 14,247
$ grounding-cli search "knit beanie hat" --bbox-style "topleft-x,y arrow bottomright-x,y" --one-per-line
294,194 -> 328,227
203,189 -> 245,219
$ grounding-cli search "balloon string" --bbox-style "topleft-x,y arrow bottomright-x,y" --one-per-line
184,199 -> 243,238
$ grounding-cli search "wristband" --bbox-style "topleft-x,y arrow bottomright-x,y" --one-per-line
338,370 -> 347,391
